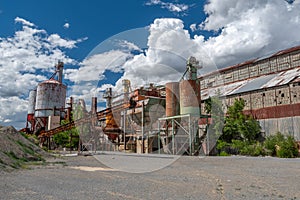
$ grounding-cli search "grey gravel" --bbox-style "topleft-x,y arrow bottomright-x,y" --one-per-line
0,154 -> 299,200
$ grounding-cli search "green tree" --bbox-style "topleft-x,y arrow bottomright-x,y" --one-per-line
222,98 -> 261,143
53,119 -> 79,149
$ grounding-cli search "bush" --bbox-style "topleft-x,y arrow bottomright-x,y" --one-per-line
219,151 -> 230,156
264,133 -> 298,158
239,142 -> 265,156
276,136 -> 298,158
264,132 -> 284,156
217,131 -> 299,158
217,140 -> 229,151
230,140 -> 265,156
53,131 -> 79,149
231,139 -> 246,152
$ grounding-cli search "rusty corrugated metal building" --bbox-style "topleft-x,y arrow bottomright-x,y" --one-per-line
200,45 -> 300,140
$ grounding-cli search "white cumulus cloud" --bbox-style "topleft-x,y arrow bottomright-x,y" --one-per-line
77,0 -> 300,105
200,0 -> 300,67
15,17 -> 35,27
63,22 -> 70,29
65,50 -> 132,101
0,17 -> 83,129
146,0 -> 190,15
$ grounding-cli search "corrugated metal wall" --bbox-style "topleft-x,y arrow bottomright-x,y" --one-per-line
259,116 -> 300,140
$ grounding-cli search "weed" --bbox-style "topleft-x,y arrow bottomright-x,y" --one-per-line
219,151 -> 230,156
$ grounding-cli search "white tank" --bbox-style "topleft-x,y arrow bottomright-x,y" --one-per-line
27,89 -> 37,114
34,79 -> 67,117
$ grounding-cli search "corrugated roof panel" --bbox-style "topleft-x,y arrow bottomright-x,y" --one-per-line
262,68 -> 300,88
232,74 -> 277,95
201,67 -> 300,100
201,80 -> 247,100
223,80 -> 247,96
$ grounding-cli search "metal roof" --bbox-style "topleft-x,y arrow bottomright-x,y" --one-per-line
261,68 -> 300,88
41,78 -> 61,84
201,80 -> 247,99
201,67 -> 300,100
231,74 -> 276,95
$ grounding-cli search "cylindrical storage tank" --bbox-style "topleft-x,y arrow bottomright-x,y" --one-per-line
179,80 -> 201,116
28,89 -> 37,114
166,82 -> 180,117
34,79 -> 67,117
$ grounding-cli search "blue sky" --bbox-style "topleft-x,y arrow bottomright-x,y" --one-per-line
0,0 -> 299,129
0,0 -> 204,60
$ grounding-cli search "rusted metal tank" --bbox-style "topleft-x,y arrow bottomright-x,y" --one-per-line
166,82 -> 180,117
179,80 -> 201,116
28,89 -> 37,114
34,79 -> 67,117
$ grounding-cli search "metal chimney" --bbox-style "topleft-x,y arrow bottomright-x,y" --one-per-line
56,61 -> 64,83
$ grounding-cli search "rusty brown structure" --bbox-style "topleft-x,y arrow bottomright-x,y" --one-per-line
165,82 -> 180,117
179,80 -> 201,116
25,62 -> 69,135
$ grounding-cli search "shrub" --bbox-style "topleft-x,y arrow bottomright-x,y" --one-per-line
264,132 -> 284,156
231,140 -> 265,156
216,140 -> 234,155
276,136 -> 298,158
231,139 -> 246,153
239,142 -> 265,156
217,140 -> 229,151
264,133 -> 298,158
219,151 -> 230,156
216,140 -> 229,153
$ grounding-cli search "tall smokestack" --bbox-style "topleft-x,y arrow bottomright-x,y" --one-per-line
91,97 -> 97,114
56,61 -> 64,83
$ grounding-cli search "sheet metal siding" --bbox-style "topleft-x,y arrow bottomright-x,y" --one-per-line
179,80 -> 201,115
28,89 -> 37,114
35,81 -> 67,117
165,82 -> 180,117
259,116 -> 300,140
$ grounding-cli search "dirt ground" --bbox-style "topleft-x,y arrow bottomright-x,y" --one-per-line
0,153 -> 299,200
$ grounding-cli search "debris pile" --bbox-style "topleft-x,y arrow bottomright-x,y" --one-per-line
0,126 -> 46,170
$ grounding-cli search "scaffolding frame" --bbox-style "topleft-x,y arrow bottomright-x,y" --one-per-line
157,114 -> 199,156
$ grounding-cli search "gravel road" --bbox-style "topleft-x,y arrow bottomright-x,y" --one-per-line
0,154 -> 299,200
